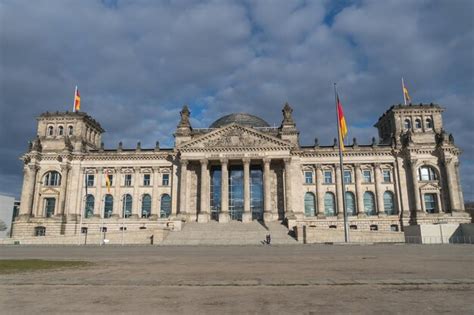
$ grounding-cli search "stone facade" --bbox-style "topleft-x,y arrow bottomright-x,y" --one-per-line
11,102 -> 471,242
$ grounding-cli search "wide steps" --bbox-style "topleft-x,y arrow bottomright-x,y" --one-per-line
161,221 -> 297,245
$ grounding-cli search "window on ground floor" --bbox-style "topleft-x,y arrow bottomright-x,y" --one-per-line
35,226 -> 46,236
142,194 -> 151,218
364,192 -> 376,216
424,193 -> 438,213
345,191 -> 356,216
160,194 -> 171,218
304,192 -> 316,217
324,192 -> 336,216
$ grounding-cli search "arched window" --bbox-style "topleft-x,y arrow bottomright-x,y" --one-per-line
425,118 -> 433,129
363,191 -> 376,215
324,192 -> 336,216
418,166 -> 437,181
404,119 -> 411,129
104,194 -> 113,218
58,126 -> 64,136
123,194 -> 132,218
383,191 -> 396,215
304,192 -> 316,217
415,119 -> 422,129
424,193 -> 438,213
47,126 -> 54,136
160,194 -> 171,218
68,125 -> 74,136
142,194 -> 152,218
43,171 -> 61,186
84,195 -> 94,218
345,192 -> 356,216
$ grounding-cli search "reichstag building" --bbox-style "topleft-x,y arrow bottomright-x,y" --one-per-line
12,102 -> 470,242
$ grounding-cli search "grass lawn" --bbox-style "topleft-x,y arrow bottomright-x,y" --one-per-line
0,259 -> 92,274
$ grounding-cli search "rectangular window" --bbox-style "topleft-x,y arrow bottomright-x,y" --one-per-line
124,174 -> 132,187
304,171 -> 313,184
324,171 -> 332,184
44,198 -> 56,218
86,174 -> 95,187
143,174 -> 151,186
383,170 -> 391,183
162,174 -> 170,186
363,170 -> 372,183
343,170 -> 352,184
424,193 -> 438,213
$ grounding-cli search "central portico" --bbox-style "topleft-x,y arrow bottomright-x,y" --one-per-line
175,108 -> 298,223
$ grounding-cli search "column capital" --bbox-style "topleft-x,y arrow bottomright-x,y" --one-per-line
353,163 -> 361,169
180,159 -> 189,166
242,157 -> 251,165
95,166 -> 103,172
263,157 -> 271,164
200,158 -> 209,165
283,158 -> 291,164
220,158 -> 228,165
373,163 -> 381,170
314,163 -> 322,170
27,163 -> 40,173
334,164 -> 341,170
152,166 -> 161,172
133,166 -> 140,172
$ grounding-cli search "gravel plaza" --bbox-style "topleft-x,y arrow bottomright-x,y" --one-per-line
0,244 -> 473,314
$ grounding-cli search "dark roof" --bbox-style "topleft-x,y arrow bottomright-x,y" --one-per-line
209,113 -> 270,128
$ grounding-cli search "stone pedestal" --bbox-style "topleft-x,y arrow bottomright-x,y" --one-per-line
219,212 -> 230,223
242,212 -> 252,223
198,213 -> 210,223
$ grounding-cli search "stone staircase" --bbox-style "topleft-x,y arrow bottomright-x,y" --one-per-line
161,220 -> 297,245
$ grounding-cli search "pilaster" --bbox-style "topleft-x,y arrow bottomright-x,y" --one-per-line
374,163 -> 384,215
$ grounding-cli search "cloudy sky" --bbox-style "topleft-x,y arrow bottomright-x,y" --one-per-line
0,0 -> 473,200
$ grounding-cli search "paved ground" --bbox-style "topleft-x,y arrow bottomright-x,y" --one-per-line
1,244 -> 473,314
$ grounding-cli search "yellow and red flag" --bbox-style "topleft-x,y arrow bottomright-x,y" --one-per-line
105,169 -> 111,193
337,93 -> 348,150
74,86 -> 81,112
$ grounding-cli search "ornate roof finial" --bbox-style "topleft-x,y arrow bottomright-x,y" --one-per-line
282,102 -> 295,125
178,105 -> 191,128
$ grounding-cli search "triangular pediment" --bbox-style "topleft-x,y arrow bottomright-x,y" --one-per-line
419,182 -> 440,191
179,123 -> 292,151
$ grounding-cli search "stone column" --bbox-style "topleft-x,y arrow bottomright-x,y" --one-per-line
315,164 -> 324,217
354,164 -> 364,216
132,167 -> 140,218
57,164 -> 70,217
198,159 -> 210,223
283,158 -> 293,219
374,163 -> 385,215
219,158 -> 230,223
242,158 -> 252,223
171,163 -> 179,217
335,164 -> 343,217
263,158 -> 273,221
94,167 -> 103,218
18,163 -> 39,218
114,167 -> 121,218
410,159 -> 422,213
444,159 -> 459,212
151,166 -> 160,219
179,160 -> 188,218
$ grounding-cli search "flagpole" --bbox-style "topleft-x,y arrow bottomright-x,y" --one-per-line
73,86 -> 78,112
334,83 -> 349,243
401,78 -> 406,105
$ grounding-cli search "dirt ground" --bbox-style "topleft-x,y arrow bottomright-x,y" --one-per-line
1,244 -> 473,314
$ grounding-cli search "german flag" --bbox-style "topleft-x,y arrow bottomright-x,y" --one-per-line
74,86 -> 81,112
337,94 -> 348,150
105,169 -> 111,193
